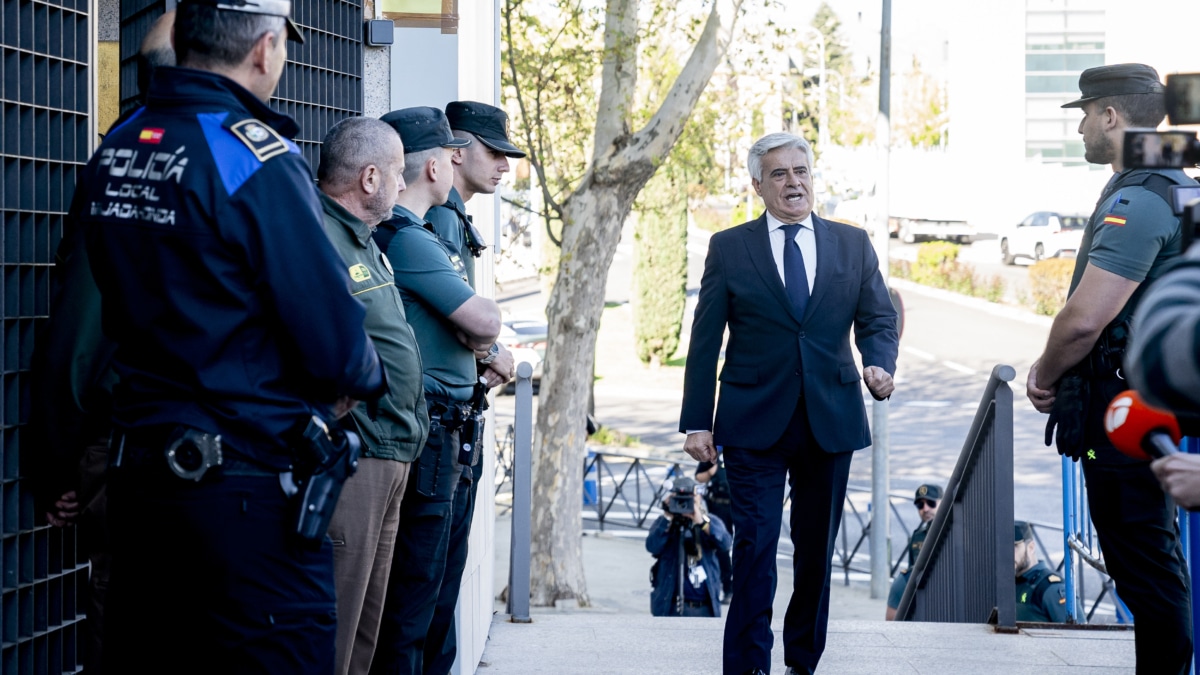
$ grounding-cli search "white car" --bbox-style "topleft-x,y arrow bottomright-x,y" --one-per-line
1000,211 -> 1087,265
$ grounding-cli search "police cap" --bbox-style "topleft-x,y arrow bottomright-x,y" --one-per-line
1015,520 -> 1034,542
380,107 -> 472,154
179,0 -> 305,43
445,101 -> 527,158
1061,63 -> 1164,109
914,484 -> 942,503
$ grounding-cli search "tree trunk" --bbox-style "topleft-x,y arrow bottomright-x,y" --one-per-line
529,178 -> 641,607
523,0 -> 743,608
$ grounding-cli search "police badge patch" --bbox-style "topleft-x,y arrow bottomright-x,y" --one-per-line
230,118 -> 289,162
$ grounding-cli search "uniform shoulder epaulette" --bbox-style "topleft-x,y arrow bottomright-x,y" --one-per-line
229,118 -> 291,163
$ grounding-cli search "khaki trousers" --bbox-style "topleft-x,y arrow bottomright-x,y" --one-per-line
329,457 -> 411,675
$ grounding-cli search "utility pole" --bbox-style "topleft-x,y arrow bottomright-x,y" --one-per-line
870,0 -> 892,601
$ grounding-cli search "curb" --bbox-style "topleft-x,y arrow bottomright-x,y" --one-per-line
889,277 -> 1055,329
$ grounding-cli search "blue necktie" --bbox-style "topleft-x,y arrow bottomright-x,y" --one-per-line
781,223 -> 809,319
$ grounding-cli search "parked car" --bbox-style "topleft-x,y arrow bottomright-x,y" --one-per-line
498,319 -> 546,393
1000,211 -> 1087,265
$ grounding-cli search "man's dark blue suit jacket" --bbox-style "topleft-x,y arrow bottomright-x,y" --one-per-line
680,213 -> 899,452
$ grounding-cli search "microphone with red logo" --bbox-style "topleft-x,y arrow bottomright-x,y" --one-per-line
1104,390 -> 1183,461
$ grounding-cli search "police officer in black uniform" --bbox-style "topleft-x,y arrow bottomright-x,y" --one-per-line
75,1 -> 386,672
1014,521 -> 1067,623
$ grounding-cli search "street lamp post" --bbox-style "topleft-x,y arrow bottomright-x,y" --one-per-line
807,29 -> 829,150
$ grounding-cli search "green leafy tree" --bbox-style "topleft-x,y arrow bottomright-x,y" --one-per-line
633,183 -> 687,367
503,0 -> 745,607
896,55 -> 949,148
780,2 -> 878,150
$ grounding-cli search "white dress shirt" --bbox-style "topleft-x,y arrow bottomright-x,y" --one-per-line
766,211 -> 817,292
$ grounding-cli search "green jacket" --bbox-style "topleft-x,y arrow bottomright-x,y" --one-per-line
320,194 -> 428,462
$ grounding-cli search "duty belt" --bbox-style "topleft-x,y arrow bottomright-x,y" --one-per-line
109,425 -> 279,480
425,393 -> 476,429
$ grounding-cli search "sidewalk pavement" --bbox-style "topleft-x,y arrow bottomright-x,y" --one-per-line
483,515 -> 1135,674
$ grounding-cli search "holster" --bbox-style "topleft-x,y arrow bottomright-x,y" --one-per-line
411,399 -> 463,498
457,381 -> 489,469
281,415 -> 361,544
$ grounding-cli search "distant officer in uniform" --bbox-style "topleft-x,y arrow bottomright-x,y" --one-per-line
885,484 -> 941,620
1028,63 -> 1196,673
26,11 -> 176,671
76,0 -> 387,672
317,117 -> 431,675
422,100 -> 521,675
1014,521 -> 1067,623
371,106 -> 508,675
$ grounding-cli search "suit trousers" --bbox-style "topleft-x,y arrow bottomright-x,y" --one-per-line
722,398 -> 853,675
329,457 -> 412,675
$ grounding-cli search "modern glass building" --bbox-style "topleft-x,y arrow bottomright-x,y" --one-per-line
1023,0 -> 1106,165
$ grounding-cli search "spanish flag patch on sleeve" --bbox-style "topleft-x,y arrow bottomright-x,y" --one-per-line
1102,215 -> 1127,226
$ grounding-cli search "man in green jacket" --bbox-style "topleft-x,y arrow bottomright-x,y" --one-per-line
317,117 -> 430,675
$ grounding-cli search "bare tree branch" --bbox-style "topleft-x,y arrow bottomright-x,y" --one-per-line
621,0 -> 744,166
592,0 -> 638,157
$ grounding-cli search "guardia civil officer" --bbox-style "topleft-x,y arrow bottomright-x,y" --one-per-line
76,1 -> 386,672
423,100 -> 522,675
371,107 -> 507,675
1028,63 -> 1196,673
1014,521 -> 1067,623
885,484 -> 941,621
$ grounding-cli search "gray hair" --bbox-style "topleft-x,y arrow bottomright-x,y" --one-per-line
318,117 -> 402,189
401,147 -> 440,185
747,133 -> 814,181
174,4 -> 286,69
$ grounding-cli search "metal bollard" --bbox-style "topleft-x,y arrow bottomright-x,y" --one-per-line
506,361 -> 534,623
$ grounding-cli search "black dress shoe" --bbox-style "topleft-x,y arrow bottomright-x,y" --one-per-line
785,667 -> 814,675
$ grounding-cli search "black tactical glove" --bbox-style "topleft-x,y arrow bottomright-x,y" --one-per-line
1044,373 -> 1089,461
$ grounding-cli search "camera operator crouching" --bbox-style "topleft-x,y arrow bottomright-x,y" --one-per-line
646,477 -> 732,617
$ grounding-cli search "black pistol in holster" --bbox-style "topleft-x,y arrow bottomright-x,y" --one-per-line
458,380 -> 489,468
280,414 -> 361,544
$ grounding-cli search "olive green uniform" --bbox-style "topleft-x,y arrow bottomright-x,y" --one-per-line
319,192 -> 429,675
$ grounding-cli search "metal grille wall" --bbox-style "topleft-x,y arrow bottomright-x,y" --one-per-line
275,0 -> 364,170
0,0 -> 92,671
119,0 -> 365,170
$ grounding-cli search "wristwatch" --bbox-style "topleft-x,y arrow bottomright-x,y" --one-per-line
479,343 -> 500,365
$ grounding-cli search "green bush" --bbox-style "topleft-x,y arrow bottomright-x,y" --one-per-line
1029,258 -> 1075,316
634,182 -> 687,367
895,241 -> 1006,303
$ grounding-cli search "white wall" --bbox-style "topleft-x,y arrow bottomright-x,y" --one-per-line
450,1 -> 501,673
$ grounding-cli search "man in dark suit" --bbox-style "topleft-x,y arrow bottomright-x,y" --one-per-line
680,132 -> 898,675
